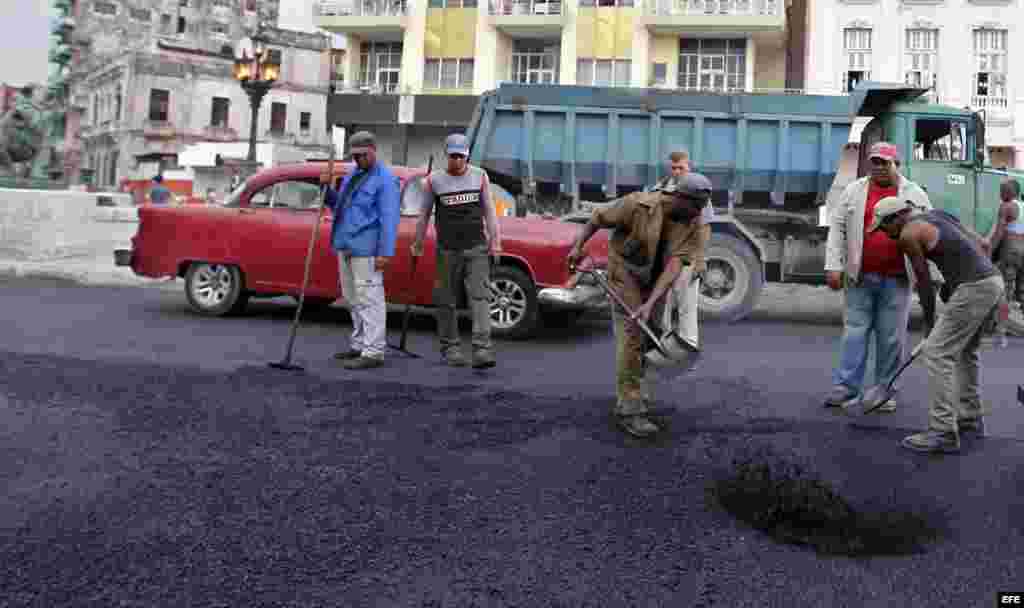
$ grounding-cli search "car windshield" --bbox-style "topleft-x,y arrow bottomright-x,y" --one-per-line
222,179 -> 249,208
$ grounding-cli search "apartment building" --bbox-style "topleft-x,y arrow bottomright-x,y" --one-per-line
315,0 -> 799,166
804,0 -> 1024,168
62,0 -> 333,187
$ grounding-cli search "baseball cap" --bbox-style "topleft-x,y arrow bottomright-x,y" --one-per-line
867,196 -> 918,232
348,131 -> 376,154
445,133 -> 469,156
869,141 -> 899,162
659,172 -> 712,199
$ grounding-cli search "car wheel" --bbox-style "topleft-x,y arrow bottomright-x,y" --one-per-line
699,233 -> 763,323
184,262 -> 249,316
489,265 -> 539,340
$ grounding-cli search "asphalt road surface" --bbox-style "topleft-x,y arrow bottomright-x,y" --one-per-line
1,277 -> 1023,607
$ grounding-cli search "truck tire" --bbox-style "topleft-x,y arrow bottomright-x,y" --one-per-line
184,262 -> 249,316
490,264 -> 540,340
699,233 -> 763,323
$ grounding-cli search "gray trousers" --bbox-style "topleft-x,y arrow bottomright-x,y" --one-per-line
923,273 -> 1004,433
434,244 -> 492,353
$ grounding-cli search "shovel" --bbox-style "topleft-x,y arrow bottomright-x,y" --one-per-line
579,268 -> 698,369
862,340 -> 926,414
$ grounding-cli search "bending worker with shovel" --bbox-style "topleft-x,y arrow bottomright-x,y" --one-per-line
868,197 -> 1003,454
567,173 -> 712,438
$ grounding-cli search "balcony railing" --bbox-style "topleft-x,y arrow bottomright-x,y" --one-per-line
314,0 -> 408,17
489,0 -> 562,15
647,0 -> 778,16
971,95 -> 1009,112
335,81 -> 401,94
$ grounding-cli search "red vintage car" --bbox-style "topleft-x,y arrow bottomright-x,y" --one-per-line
116,161 -> 610,339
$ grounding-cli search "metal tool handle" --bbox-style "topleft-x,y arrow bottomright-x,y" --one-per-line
581,269 -> 665,348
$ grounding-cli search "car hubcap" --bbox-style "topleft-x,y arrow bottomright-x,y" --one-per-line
702,259 -> 735,301
489,278 -> 526,330
192,264 -> 233,308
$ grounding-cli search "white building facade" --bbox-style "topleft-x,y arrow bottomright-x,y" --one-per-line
804,0 -> 1024,168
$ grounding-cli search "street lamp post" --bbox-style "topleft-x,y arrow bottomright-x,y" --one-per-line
233,24 -> 280,163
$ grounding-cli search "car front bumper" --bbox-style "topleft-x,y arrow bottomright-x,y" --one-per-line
537,283 -> 608,311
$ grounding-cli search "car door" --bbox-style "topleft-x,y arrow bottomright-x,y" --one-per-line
907,116 -> 976,222
235,178 -> 337,294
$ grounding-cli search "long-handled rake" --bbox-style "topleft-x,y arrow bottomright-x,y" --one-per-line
268,145 -> 336,372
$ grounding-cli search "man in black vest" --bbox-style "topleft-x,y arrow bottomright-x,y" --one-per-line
411,134 -> 502,368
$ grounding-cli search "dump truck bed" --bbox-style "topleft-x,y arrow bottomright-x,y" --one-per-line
466,83 -> 858,203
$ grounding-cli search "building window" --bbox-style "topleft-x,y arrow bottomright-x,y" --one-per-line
577,59 -> 631,86
131,8 -> 151,21
330,50 -> 346,84
210,22 -> 229,37
842,27 -> 871,93
428,0 -> 477,7
651,62 -> 668,86
678,38 -> 745,92
578,0 -> 635,5
904,28 -> 938,92
972,28 -> 1008,109
211,0 -> 233,6
510,41 -> 559,84
160,14 -> 173,34
423,58 -> 474,90
93,1 -> 117,15
359,42 -> 403,92
179,0 -> 189,6
211,97 -> 230,128
270,102 -> 286,133
177,16 -> 187,35
149,89 -> 169,122
300,112 -> 311,133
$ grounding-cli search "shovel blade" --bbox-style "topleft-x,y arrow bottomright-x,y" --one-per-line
268,361 -> 305,372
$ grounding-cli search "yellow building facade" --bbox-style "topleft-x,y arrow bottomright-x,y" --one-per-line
316,0 -> 791,96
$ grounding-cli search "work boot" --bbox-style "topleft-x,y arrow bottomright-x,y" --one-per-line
824,385 -> 860,408
342,356 -> 383,370
442,348 -> 467,367
959,417 -> 986,438
901,430 -> 960,454
333,349 -> 361,360
615,414 -> 660,438
471,348 -> 496,369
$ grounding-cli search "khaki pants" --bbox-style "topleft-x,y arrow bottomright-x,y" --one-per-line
434,245 -> 492,354
338,253 -> 387,359
608,266 -> 664,416
922,274 -> 1003,433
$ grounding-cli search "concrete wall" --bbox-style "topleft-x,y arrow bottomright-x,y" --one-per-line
0,190 -> 135,262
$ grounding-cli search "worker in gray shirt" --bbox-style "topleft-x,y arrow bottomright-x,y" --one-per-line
411,133 -> 502,369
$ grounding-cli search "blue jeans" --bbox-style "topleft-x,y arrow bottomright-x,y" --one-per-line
832,273 -> 911,395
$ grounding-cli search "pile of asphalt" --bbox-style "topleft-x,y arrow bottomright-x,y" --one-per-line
711,442 -> 949,556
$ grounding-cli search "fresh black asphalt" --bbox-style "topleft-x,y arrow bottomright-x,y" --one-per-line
1,278 -> 1022,606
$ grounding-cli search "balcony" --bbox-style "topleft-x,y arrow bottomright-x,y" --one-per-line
489,0 -> 567,36
335,81 -> 402,94
314,0 -> 408,39
641,0 -> 784,34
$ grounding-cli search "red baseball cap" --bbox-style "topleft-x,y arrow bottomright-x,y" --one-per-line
869,142 -> 899,162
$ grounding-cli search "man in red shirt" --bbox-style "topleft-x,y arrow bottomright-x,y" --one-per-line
823,142 -> 932,411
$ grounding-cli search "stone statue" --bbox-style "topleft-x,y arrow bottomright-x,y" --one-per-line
0,85 -> 49,179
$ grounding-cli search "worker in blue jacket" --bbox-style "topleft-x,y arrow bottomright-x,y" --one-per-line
320,131 -> 401,369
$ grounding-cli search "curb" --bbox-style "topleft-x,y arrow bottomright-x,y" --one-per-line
0,261 -> 180,291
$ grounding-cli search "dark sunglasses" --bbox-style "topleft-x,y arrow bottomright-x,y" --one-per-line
870,157 -> 892,167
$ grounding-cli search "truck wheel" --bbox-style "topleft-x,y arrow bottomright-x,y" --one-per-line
489,265 -> 540,340
700,233 -> 763,322
184,262 -> 249,316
